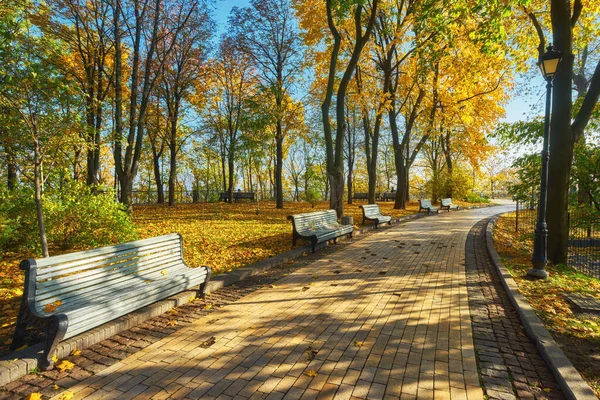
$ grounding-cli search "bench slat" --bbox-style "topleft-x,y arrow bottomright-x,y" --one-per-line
64,270 -> 207,339
36,237 -> 182,278
34,234 -> 181,269
36,245 -> 182,291
35,258 -> 186,305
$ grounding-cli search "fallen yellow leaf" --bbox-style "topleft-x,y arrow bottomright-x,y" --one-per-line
354,341 -> 363,347
43,303 -> 57,313
71,349 -> 81,356
61,391 -> 74,400
167,320 -> 177,326
52,353 -> 59,363
305,369 -> 318,377
53,384 -> 60,390
56,360 -> 75,373
161,270 -> 168,275
24,393 -> 42,400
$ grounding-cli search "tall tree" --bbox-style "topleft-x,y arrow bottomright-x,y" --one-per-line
230,0 -> 304,209
525,0 -> 600,264
112,0 -> 197,211
200,36 -> 256,204
159,0 -> 212,206
42,0 -> 114,185
322,0 -> 379,217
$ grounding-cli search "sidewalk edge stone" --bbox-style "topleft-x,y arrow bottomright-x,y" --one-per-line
486,214 -> 598,400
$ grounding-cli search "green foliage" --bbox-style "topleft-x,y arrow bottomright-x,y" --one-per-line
465,192 -> 490,203
45,182 -> 138,250
572,140 -> 600,211
0,182 -> 138,254
492,119 -> 544,147
507,153 -> 540,205
0,188 -> 36,250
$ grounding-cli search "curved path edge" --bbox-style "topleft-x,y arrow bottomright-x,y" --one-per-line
486,213 -> 598,400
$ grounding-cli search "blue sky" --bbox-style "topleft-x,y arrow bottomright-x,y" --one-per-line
212,0 -> 540,124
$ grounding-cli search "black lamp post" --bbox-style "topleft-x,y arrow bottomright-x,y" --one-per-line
528,45 -> 562,279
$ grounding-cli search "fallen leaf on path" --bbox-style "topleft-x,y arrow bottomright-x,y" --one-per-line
161,270 -> 168,275
24,393 -> 42,400
304,369 -> 318,377
71,349 -> 81,356
56,360 -> 75,373
302,287 -> 310,291
61,391 -> 74,400
200,337 -> 216,348
354,341 -> 363,347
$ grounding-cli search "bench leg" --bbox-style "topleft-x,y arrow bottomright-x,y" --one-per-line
10,298 -> 30,352
198,267 -> 212,298
311,239 -> 317,253
333,238 -> 338,244
40,314 -> 68,371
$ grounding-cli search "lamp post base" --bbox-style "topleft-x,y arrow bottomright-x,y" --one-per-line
527,267 -> 549,279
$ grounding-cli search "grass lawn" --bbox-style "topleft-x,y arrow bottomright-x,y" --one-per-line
0,199 -> 426,354
493,213 -> 600,396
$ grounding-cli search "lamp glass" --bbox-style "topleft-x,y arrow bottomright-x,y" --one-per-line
542,57 -> 560,78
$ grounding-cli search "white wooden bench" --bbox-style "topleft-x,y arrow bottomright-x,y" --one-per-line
419,199 -> 440,214
440,198 -> 459,211
10,233 -> 211,369
359,204 -> 392,229
287,210 -> 354,252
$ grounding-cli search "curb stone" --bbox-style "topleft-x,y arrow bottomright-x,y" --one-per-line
486,214 -> 598,400
0,203 -> 488,387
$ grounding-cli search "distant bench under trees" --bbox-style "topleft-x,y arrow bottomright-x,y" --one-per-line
219,191 -> 255,202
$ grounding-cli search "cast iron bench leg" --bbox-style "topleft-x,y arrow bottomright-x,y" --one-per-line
40,314 -> 68,371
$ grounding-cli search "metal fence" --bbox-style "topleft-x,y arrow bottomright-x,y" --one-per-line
514,201 -> 600,278
568,209 -> 600,278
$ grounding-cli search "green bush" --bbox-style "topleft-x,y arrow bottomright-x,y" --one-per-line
466,192 -> 490,203
0,188 -> 37,251
0,182 -> 138,254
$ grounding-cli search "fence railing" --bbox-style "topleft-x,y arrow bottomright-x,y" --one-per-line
567,209 -> 600,279
514,201 -> 600,278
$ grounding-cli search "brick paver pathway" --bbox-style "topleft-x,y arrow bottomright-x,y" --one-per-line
49,205 -> 530,400
466,219 -> 563,400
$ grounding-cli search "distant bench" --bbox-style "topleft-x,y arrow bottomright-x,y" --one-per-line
352,192 -> 382,201
287,210 -> 354,252
419,199 -> 439,214
359,204 -> 392,229
11,233 -> 211,369
381,192 -> 396,201
219,191 -> 255,202
441,198 -> 459,211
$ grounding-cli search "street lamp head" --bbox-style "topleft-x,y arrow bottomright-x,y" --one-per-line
538,45 -> 562,80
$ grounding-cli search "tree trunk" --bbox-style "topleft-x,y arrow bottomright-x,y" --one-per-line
275,127 -> 284,208
347,167 -> 353,205
6,146 -> 18,190
168,127 -> 177,206
33,135 -> 49,257
152,147 -> 165,204
228,157 -> 234,204
547,0 -> 574,265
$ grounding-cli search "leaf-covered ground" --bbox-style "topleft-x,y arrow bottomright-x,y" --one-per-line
493,213 -> 600,396
0,199 -> 423,354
